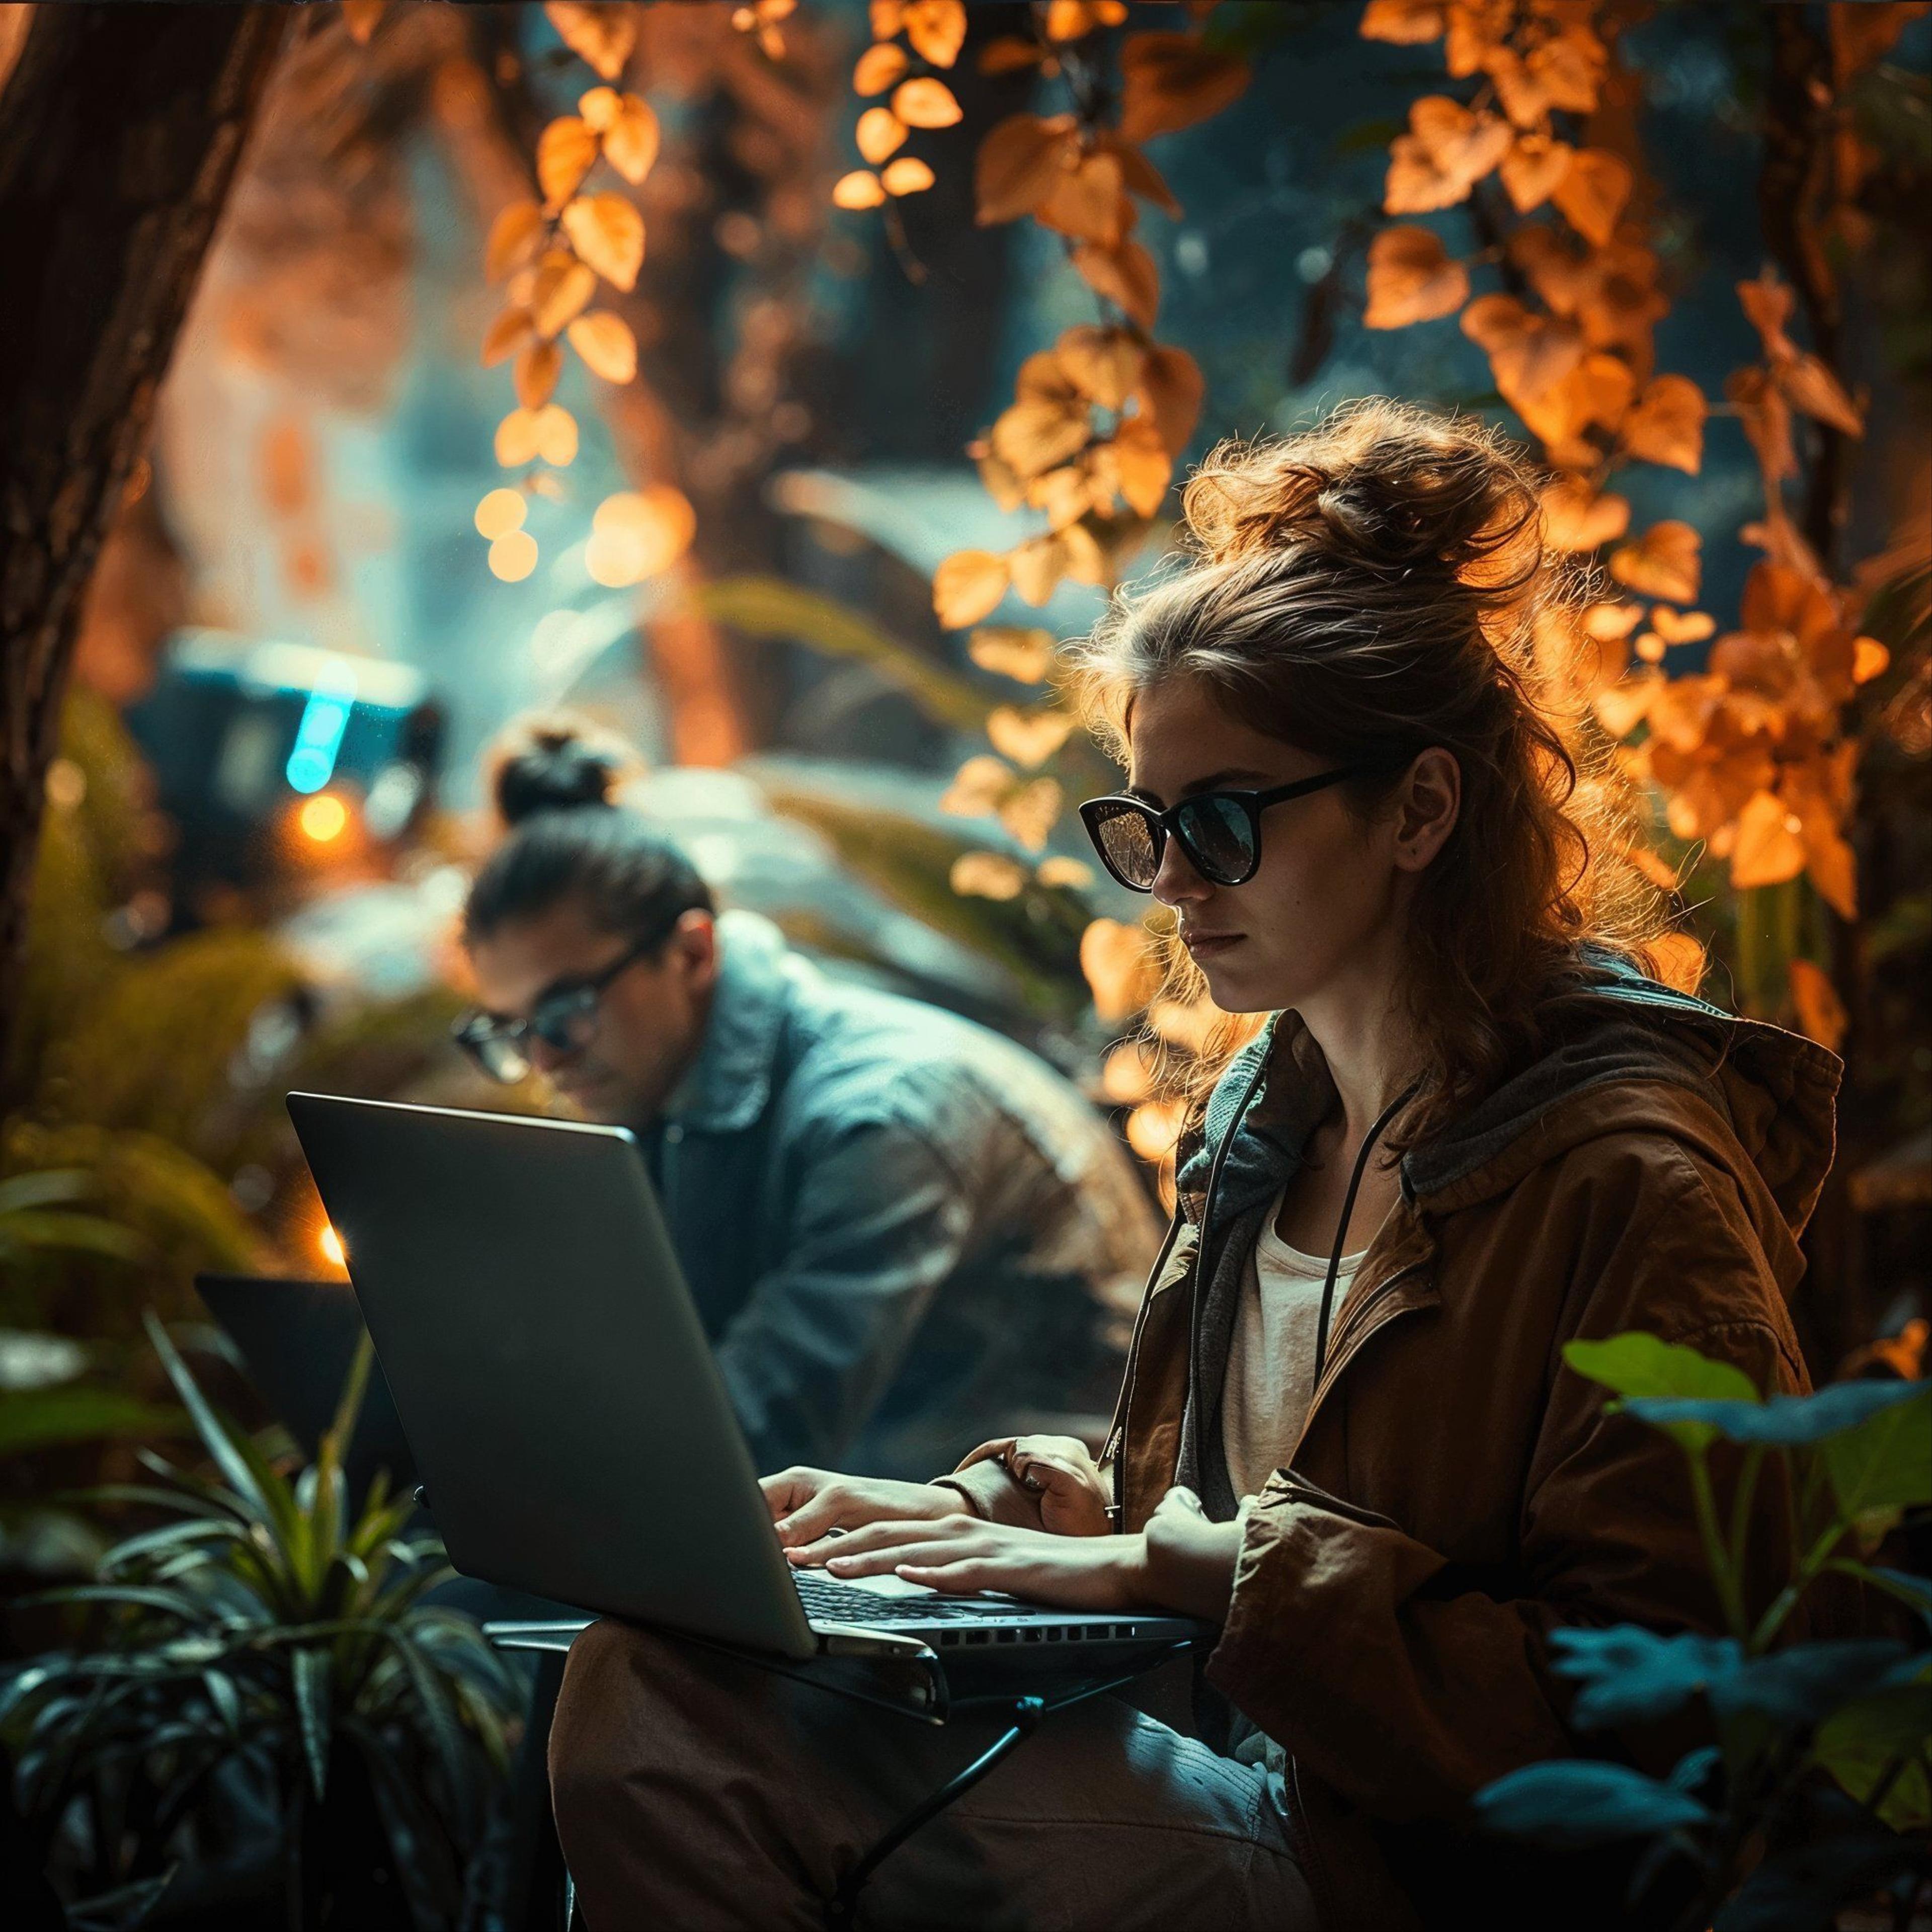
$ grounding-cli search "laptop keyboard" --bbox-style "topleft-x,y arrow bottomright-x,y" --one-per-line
792,1570 -> 1020,1623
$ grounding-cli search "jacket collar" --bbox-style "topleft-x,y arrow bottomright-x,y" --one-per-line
662,909 -> 794,1135
1172,954 -> 1840,1241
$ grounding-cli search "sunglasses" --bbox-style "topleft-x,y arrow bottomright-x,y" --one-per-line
1078,767 -> 1363,892
453,932 -> 660,1084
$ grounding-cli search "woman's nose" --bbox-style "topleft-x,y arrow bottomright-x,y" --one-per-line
1149,834 -> 1210,908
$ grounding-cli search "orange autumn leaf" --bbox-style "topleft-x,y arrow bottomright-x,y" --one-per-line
1461,294 -> 1586,412
1126,1097 -> 1189,1165
1550,147 -> 1632,248
1786,957 -> 1846,1053
1649,606 -> 1715,647
1499,134 -> 1572,213
1583,601 -> 1644,642
1116,33 -> 1250,145
481,307 -> 533,368
566,311 -> 637,383
1620,374 -> 1706,474
993,351 -> 1093,479
976,113 -> 1078,224
892,77 -> 963,129
950,851 -> 1028,901
934,549 -> 1011,628
544,2 -> 635,80
1081,917 -> 1162,1023
903,0 -> 968,67
1852,636 -> 1890,684
530,254 -> 597,338
856,107 -> 907,164
939,755 -> 1014,819
833,169 -> 888,210
1364,225 -> 1471,328
1046,0 -> 1128,41
1137,344 -> 1204,457
515,341 -> 562,410
1360,0 -> 1447,43
853,42 -> 909,96
1105,417 -> 1173,519
562,193 -> 645,289
1057,325 -> 1145,410
1541,478 -> 1630,552
998,775 -> 1063,851
595,92 -> 660,184
1071,239 -> 1160,331
882,155 -> 936,197
1037,148 -> 1130,248
1592,669 -> 1661,739
486,200 -> 544,282
1728,788 -> 1807,890
987,705 -> 1076,768
1385,97 -> 1511,213
1101,1038 -> 1159,1105
968,626 -> 1056,683
1777,352 -> 1864,437
342,0 -> 384,44
1648,930 -> 1707,997
537,115 -> 600,210
1608,520 -> 1702,604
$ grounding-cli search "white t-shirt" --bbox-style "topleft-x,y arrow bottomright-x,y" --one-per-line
1221,1193 -> 1369,1501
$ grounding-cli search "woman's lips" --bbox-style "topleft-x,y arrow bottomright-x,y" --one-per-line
1182,930 -> 1243,959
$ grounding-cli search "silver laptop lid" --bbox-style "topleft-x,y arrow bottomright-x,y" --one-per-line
286,1091 -> 816,1660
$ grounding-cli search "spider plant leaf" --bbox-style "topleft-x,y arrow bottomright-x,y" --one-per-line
140,1312 -> 271,1520
98,1517 -> 242,1572
22,1582 -> 213,1623
370,1624 -> 480,1844
201,1668 -> 243,1739
64,1483 -> 245,1522
292,1646 -> 332,1801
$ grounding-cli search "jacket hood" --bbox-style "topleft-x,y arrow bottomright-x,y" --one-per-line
1177,956 -> 1842,1244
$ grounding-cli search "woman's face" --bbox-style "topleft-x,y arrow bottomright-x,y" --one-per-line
1124,677 -> 1455,1016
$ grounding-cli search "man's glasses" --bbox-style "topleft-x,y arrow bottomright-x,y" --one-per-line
1078,768 -> 1363,893
453,933 -> 659,1084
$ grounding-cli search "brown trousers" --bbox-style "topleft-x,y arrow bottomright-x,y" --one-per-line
548,1620 -> 1316,1930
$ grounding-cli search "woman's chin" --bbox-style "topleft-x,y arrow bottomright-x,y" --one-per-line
1194,953 -> 1283,1015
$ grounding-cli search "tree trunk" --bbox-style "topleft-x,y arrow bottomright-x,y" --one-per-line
0,3 -> 288,1104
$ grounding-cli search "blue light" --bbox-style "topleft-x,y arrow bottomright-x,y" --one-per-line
284,665 -> 358,794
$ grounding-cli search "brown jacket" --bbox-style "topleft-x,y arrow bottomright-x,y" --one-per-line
949,971 -> 1841,1930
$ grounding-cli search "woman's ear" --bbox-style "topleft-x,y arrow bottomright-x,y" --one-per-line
1391,748 -> 1461,873
667,908 -> 719,990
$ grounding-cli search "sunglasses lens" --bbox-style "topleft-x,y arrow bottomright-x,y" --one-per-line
531,988 -> 598,1054
1088,804 -> 1160,890
1175,795 -> 1257,884
457,1026 -> 530,1084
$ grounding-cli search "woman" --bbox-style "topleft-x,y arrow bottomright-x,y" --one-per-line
547,400 -> 1837,1931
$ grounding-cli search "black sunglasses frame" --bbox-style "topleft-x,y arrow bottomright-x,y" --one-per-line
453,930 -> 663,1082
1078,766 -> 1364,892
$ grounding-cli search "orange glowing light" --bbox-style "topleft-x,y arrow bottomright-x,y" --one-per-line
318,1223 -> 345,1266
298,794 -> 350,844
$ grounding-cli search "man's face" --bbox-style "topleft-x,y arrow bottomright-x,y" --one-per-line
465,897 -> 718,1127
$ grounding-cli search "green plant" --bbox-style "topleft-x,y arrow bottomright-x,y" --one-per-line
1474,1335 -> 1931,1930
2,1313 -> 521,1929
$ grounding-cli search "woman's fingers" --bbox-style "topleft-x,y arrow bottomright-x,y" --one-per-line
818,1516 -> 970,1562
1008,1449 -> 1092,1492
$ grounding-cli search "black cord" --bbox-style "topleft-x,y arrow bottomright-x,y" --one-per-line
1309,1082 -> 1419,1390
823,1646 -> 1193,1929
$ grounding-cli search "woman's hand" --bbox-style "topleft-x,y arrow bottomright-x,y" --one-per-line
760,1467 -> 966,1563
1142,1485 -> 1243,1623
958,1434 -> 1112,1537
794,1513 -> 1150,1612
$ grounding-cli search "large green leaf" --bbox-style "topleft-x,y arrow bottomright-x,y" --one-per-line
1566,1332 -> 1760,1451
1820,1382 -> 1932,1522
1548,1625 -> 1742,1729
1812,1666 -> 1932,1831
1624,1377 -> 1926,1450
1473,1759 -> 1711,1846
140,1312 -> 271,1523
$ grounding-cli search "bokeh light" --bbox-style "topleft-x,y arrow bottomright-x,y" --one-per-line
474,488 -> 527,539
585,485 -> 696,587
489,529 -> 539,581
318,1223 -> 345,1266
297,793 -> 350,843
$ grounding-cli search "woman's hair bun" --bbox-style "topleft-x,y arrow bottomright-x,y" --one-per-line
1181,398 -> 1544,595
490,714 -> 637,827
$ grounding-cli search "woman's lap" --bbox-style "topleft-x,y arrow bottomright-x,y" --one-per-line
549,1618 -> 1316,1931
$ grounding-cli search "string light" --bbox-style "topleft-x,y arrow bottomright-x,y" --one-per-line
297,794 -> 350,844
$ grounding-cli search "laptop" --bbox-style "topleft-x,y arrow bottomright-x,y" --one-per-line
285,1091 -> 1209,1667
195,1273 -> 416,1504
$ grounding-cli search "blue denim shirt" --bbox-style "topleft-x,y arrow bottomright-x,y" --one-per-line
645,912 -> 1161,1479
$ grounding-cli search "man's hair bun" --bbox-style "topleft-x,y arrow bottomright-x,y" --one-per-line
489,715 -> 636,827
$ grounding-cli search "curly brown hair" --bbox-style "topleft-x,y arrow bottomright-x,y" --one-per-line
1067,397 -> 1678,1147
